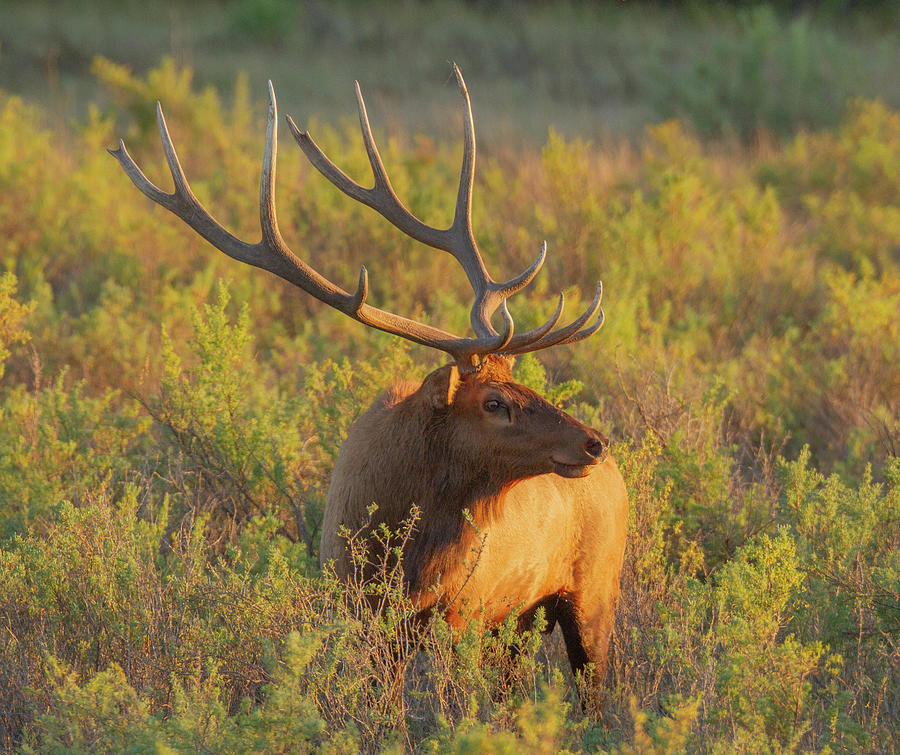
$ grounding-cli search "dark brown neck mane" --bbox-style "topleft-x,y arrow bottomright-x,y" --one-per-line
387,373 -> 517,604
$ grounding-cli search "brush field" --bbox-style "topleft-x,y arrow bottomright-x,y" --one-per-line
0,2 -> 898,752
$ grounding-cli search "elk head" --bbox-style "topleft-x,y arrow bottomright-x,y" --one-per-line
419,355 -> 608,490
108,64 -> 605,374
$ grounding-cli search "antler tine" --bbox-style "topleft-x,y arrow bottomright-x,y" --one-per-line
504,291 -> 565,349
286,85 -> 447,250
450,62 -> 476,242
496,242 -> 547,298
448,65 -> 547,302
503,281 -> 605,357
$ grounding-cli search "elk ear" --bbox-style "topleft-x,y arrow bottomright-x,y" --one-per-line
420,364 -> 461,408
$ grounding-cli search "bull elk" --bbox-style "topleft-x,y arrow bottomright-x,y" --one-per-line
110,65 -> 628,702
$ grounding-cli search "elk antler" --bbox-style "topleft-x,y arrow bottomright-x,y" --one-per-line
109,65 -> 604,368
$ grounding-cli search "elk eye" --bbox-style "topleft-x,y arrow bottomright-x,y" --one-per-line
483,398 -> 506,413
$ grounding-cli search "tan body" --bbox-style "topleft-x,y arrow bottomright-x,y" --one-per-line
322,358 -> 628,686
442,469 -> 626,637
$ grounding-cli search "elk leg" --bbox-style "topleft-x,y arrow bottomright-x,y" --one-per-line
555,598 -> 590,676
556,595 -> 614,713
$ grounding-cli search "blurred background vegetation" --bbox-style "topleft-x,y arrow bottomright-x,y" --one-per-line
4,0 -> 900,142
0,1 -> 898,752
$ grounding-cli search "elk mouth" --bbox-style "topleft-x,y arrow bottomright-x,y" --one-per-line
552,460 -> 598,478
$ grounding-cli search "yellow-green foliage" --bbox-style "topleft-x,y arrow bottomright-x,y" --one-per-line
0,274 -> 33,381
0,60 -> 898,752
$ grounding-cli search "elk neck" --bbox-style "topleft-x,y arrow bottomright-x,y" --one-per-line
400,403 -> 516,600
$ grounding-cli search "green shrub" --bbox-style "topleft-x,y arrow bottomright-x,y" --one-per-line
0,273 -> 33,381
779,450 -> 900,750
0,373 -> 151,538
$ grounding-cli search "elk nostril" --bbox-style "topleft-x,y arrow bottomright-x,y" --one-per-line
585,438 -> 606,459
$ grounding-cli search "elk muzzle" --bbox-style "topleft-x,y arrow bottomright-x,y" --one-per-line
552,428 -> 609,478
